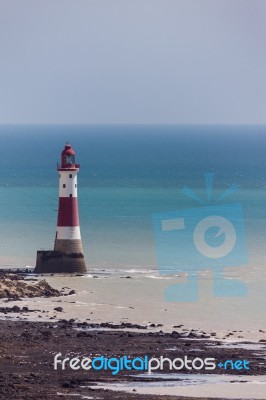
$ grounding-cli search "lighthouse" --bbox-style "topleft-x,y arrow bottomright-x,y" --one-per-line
34,143 -> 86,274
54,143 -> 84,255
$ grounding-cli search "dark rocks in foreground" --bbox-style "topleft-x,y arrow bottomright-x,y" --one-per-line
0,305 -> 40,314
58,319 -> 148,330
0,319 -> 264,400
54,307 -> 63,312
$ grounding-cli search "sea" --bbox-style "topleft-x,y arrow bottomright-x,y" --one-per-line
0,124 -> 266,335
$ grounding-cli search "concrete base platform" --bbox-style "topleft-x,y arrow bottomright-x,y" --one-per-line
34,250 -> 87,274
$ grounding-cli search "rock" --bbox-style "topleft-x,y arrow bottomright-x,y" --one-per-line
0,274 -> 61,299
54,307 -> 63,312
0,305 -> 38,314
188,332 -> 198,338
171,330 -> 180,337
77,331 -> 89,337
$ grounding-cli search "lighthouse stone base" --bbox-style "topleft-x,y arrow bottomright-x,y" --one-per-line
34,250 -> 86,274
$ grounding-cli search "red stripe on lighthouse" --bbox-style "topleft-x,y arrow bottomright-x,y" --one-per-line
57,197 -> 80,227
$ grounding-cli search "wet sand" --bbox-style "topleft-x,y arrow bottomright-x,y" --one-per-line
0,317 -> 265,400
0,273 -> 265,399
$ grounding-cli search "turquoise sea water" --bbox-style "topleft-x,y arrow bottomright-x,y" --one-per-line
0,124 -> 266,270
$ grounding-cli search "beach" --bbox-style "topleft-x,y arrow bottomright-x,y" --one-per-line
0,317 -> 265,400
0,273 -> 265,399
3,269 -> 265,339
0,317 -> 265,399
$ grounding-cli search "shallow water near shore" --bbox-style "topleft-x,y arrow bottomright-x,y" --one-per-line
93,373 -> 266,399
2,269 -> 266,342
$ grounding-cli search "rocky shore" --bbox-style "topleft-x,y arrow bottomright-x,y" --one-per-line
0,318 -> 265,400
0,274 -> 74,299
0,274 -> 265,399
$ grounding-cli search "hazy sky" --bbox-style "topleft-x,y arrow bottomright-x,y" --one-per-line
0,0 -> 266,124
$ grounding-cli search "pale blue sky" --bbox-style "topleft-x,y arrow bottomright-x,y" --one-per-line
0,0 -> 265,124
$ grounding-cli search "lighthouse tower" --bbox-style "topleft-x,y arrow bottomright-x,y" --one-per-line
54,143 -> 84,255
34,143 -> 86,274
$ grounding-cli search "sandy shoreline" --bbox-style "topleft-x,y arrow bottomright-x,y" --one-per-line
2,270 -> 266,340
0,273 -> 265,399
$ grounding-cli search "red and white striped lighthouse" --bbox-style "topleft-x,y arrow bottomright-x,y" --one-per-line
54,143 -> 83,255
35,143 -> 86,273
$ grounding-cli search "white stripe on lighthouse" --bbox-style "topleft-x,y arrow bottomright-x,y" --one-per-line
59,171 -> 78,197
56,226 -> 81,240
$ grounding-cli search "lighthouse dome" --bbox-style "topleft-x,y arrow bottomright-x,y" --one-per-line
62,143 -> 75,156
59,143 -> 79,169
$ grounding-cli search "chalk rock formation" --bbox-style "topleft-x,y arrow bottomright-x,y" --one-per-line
0,275 -> 61,299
